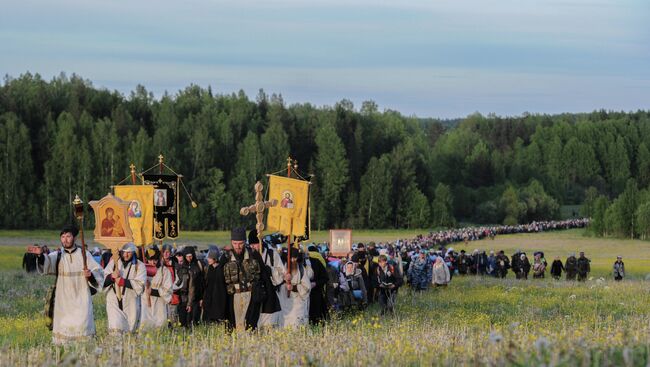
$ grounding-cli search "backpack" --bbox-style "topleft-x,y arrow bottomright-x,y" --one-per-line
44,251 -> 62,331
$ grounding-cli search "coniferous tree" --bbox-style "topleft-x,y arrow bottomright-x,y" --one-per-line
313,121 -> 349,229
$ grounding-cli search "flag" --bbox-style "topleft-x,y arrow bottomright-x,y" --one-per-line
266,175 -> 309,237
143,174 -> 180,239
114,185 -> 154,246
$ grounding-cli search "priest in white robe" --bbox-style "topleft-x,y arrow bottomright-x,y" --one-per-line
279,247 -> 312,328
36,225 -> 104,345
139,246 -> 173,330
103,243 -> 146,334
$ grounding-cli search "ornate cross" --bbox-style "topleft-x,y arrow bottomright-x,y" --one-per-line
240,181 -> 277,248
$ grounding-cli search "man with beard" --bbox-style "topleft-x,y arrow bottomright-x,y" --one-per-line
103,243 -> 147,334
219,227 -> 267,331
495,250 -> 510,278
36,225 -> 104,344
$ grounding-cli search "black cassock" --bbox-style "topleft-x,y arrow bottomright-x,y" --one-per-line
202,263 -> 227,324
260,248 -> 282,315
308,254 -> 329,324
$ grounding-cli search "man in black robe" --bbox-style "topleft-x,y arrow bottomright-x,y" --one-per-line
202,246 -> 227,324
248,230 -> 282,328
307,244 -> 329,324
218,227 -> 267,331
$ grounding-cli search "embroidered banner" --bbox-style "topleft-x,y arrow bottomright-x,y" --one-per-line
114,185 -> 154,246
142,174 -> 179,239
266,175 -> 309,238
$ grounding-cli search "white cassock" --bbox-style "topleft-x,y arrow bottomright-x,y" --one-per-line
38,246 -> 104,345
139,266 -> 173,330
279,262 -> 312,328
103,259 -> 146,334
258,248 -> 285,328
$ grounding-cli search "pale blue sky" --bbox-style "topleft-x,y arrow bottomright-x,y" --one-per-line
1,0 -> 648,118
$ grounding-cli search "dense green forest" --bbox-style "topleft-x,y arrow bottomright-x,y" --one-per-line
1,73 -> 649,233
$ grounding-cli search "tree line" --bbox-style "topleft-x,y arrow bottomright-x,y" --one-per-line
1,72 -> 649,233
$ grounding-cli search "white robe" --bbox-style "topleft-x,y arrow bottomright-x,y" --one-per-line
139,266 -> 173,330
432,261 -> 450,285
258,248 -> 285,328
103,259 -> 146,334
38,246 -> 104,345
279,263 -> 312,328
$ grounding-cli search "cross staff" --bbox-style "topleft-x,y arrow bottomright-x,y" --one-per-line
239,181 -> 277,250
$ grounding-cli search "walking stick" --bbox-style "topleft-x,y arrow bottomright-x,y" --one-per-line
73,195 -> 88,271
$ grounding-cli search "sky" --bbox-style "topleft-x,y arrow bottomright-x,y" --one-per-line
1,0 -> 648,118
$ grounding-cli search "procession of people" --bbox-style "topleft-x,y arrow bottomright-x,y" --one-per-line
30,216 -> 629,344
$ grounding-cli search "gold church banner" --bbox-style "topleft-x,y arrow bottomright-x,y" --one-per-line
114,185 -> 154,246
266,175 -> 309,237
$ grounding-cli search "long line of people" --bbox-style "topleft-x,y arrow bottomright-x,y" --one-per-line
30,218 -> 620,344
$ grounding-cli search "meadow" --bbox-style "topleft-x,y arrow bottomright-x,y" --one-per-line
1,228 -> 650,366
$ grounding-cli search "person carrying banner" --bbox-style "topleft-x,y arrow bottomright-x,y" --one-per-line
139,245 -> 173,330
103,243 -> 147,334
35,225 -> 104,344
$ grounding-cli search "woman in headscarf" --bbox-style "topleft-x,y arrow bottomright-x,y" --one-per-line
431,256 -> 450,287
140,245 -> 173,330
338,261 -> 367,310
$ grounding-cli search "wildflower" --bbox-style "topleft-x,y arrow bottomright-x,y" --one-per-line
534,336 -> 550,352
489,331 -> 503,343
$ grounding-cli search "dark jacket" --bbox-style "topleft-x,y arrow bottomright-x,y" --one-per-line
550,260 -> 564,278
202,263 -> 227,323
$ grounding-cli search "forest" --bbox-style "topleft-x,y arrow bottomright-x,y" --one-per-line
1,72 -> 650,236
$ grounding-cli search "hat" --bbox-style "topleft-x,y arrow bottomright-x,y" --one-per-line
146,245 -> 160,260
121,243 -> 137,253
208,247 -> 221,261
248,230 -> 260,245
231,227 -> 246,241
161,244 -> 174,253
60,224 -> 79,237
182,246 -> 195,257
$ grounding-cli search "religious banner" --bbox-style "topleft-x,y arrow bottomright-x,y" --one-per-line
143,174 -> 179,239
266,175 -> 309,238
114,185 -> 154,246
89,193 -> 134,249
329,229 -> 352,256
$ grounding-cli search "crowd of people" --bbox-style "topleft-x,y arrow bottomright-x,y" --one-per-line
28,218 -> 629,345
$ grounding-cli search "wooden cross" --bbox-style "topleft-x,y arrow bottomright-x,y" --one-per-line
240,181 -> 277,248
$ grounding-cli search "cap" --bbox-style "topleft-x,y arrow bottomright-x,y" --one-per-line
121,243 -> 137,253
231,227 -> 246,241
248,230 -> 260,245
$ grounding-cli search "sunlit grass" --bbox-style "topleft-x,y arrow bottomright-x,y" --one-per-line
2,229 -> 650,365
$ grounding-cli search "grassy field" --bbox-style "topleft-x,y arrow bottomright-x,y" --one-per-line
1,229 -> 650,366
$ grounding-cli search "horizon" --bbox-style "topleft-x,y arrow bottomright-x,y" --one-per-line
1,0 -> 649,119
